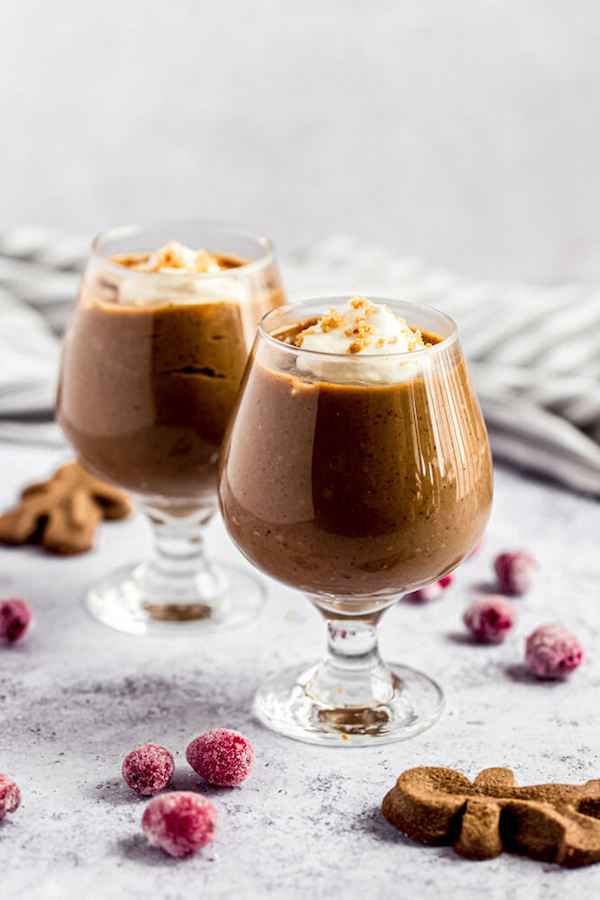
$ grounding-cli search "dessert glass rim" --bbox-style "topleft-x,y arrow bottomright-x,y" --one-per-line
90,220 -> 276,280
258,297 -> 459,361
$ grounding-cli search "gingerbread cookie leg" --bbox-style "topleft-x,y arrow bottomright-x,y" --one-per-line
454,798 -> 503,860
0,506 -> 38,545
382,767 -> 472,846
42,488 -> 103,555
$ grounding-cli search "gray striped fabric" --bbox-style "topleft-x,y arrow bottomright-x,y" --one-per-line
0,228 -> 599,494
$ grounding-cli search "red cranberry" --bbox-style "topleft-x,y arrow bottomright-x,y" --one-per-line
494,551 -> 538,595
186,729 -> 255,787
525,624 -> 584,679
0,598 -> 33,644
405,573 -> 455,603
0,773 -> 20,821
142,791 -> 217,857
463,595 -> 516,643
122,743 -> 174,796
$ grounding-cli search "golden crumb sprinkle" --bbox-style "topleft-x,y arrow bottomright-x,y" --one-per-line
320,308 -> 346,332
295,325 -> 316,348
342,295 -> 376,352
405,328 -> 427,351
349,295 -> 370,311
111,241 -> 244,274
293,295 -> 428,354
344,316 -> 374,352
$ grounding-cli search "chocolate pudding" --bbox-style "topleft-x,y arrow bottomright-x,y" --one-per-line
219,298 -> 492,603
57,241 -> 284,507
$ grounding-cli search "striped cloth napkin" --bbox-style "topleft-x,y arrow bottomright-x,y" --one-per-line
1,228 -> 599,496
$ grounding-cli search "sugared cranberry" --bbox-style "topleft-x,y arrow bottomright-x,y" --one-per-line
122,743 -> 174,796
525,624 -> 584,679
142,791 -> 217,857
405,573 -> 455,603
463,595 -> 516,643
0,773 -> 20,821
494,551 -> 538,595
186,729 -> 255,787
0,598 -> 33,644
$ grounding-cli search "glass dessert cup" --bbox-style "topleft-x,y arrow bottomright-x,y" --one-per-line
56,222 -> 285,635
219,298 -> 493,745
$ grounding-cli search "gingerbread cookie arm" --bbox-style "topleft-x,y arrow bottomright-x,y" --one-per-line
558,814 -> 600,868
19,477 -> 54,500
504,800 -> 576,864
59,463 -> 131,519
88,482 -> 131,520
556,782 -> 600,868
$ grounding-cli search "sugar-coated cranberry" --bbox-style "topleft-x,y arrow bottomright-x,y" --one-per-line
463,595 -> 516,643
0,773 -> 20,821
186,729 -> 255,787
525,624 -> 584,679
494,551 -> 538,595
405,573 -> 455,603
122,743 -> 174,796
0,598 -> 33,644
142,791 -> 218,857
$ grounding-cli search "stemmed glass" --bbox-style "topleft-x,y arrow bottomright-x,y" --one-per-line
57,222 -> 284,635
219,298 -> 493,745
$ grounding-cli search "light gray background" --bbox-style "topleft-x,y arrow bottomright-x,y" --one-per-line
2,0 -> 600,283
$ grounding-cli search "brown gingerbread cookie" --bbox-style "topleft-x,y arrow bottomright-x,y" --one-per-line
0,461 -> 131,555
382,766 -> 600,867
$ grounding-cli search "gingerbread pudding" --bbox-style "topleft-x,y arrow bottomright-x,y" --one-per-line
57,240 -> 284,508
219,297 -> 493,607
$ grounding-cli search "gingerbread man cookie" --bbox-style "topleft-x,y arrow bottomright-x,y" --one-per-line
0,461 -> 131,555
382,766 -> 600,867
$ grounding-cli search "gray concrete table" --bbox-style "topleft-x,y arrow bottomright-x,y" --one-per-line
0,441 -> 599,899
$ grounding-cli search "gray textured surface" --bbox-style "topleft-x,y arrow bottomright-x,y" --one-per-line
3,1 -> 600,284
0,442 -> 599,898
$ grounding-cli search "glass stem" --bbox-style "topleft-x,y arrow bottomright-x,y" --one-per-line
304,608 -> 397,708
326,615 -> 382,668
135,505 -> 225,611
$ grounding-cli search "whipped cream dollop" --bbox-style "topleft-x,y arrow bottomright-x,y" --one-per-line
110,241 -> 245,306
114,241 -> 234,274
291,297 -> 429,384
295,296 -> 426,355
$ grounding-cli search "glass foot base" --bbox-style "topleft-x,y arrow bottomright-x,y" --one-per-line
86,560 -> 265,636
253,660 -> 444,746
